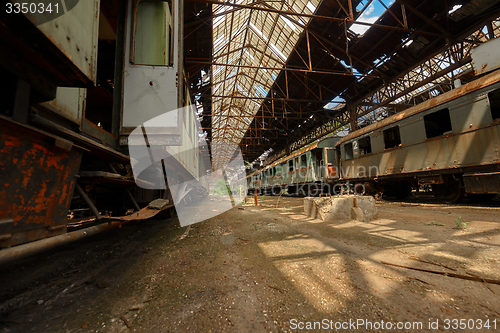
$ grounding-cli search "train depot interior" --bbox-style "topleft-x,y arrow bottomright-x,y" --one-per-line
1,0 -> 500,332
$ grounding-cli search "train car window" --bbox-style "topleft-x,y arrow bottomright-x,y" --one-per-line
133,1 -> 174,66
344,143 -> 353,159
424,108 -> 452,138
301,154 -> 307,167
327,149 -> 336,164
358,137 -> 372,155
488,89 -> 500,120
383,126 -> 401,149
289,160 -> 294,172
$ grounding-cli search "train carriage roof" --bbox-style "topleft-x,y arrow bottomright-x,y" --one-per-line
337,68 -> 500,146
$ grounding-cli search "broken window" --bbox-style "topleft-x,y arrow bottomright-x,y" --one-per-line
488,88 -> 500,120
301,154 -> 307,167
383,126 -> 401,149
289,160 -> 294,172
133,0 -> 173,66
344,142 -> 353,159
424,108 -> 452,138
315,150 -> 323,165
358,136 -> 372,155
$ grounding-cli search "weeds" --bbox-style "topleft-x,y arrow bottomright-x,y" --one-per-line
452,216 -> 468,230
251,224 -> 260,230
424,221 -> 444,226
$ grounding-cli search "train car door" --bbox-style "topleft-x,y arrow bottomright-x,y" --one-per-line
121,0 -> 183,145
324,147 -> 338,178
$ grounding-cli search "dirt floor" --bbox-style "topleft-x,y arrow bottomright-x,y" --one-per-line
1,195 -> 500,332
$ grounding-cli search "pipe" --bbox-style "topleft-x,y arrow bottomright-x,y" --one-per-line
0,221 -> 124,265
126,188 -> 141,212
75,183 -> 101,220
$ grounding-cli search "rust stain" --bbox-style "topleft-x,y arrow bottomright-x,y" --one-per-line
0,118 -> 82,247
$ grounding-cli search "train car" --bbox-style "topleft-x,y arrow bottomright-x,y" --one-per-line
0,0 -> 208,262
250,39 -> 500,203
247,137 -> 341,196
337,65 -> 500,202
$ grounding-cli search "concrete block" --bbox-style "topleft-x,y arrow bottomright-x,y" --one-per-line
313,197 -> 333,220
304,195 -> 377,222
304,197 -> 314,216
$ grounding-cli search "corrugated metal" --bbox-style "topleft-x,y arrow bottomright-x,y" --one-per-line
449,0 -> 500,21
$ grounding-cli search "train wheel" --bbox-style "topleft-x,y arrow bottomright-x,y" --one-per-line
432,179 -> 464,203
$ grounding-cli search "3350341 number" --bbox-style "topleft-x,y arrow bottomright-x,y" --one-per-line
443,318 -> 497,330
5,2 -> 59,14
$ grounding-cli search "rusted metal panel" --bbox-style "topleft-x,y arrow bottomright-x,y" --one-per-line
424,136 -> 455,170
471,37 -> 500,76
327,166 -> 337,177
456,125 -> 499,167
0,117 -> 82,248
463,171 -> 500,193
109,203 -> 175,221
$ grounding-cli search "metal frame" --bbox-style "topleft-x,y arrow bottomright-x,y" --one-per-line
184,0 -> 500,167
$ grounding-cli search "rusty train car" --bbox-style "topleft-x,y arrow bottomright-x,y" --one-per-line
246,137 -> 342,196
0,0 -> 207,263
249,39 -> 500,202
337,66 -> 500,202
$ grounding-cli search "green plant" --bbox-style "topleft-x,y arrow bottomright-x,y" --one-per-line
452,216 -> 468,230
424,221 -> 444,226
212,179 -> 232,195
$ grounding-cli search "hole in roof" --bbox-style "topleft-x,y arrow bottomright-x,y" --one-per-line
448,4 -> 462,14
350,0 -> 395,36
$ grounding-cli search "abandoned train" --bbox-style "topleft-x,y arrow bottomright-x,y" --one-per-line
0,0 -> 207,260
248,59 -> 500,203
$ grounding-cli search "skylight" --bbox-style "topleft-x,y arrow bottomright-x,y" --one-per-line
306,1 -> 316,13
211,0 -> 321,169
281,16 -> 297,31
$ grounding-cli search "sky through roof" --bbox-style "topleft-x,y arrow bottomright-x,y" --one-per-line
211,0 -> 321,170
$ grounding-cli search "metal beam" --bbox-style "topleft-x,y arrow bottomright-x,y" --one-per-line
187,59 -> 379,77
188,0 -> 444,36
